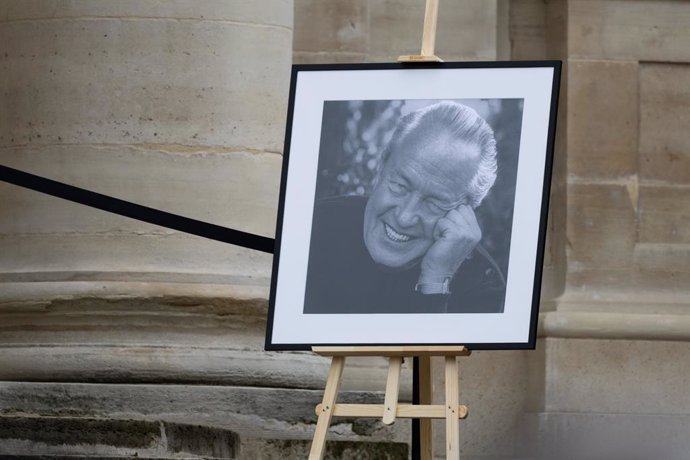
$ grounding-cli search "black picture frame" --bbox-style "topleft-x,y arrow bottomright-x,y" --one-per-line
266,61 -> 561,351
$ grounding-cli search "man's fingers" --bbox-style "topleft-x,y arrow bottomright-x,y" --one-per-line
434,208 -> 480,242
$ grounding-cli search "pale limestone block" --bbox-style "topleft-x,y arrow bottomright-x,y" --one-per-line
553,289 -> 690,315
634,243 -> 690,275
429,351 -> 530,459
0,145 -> 281,236
566,183 -> 636,270
293,51 -> 368,65
543,338 -> 690,414
639,63 -> 690,184
509,0 -> 569,61
0,0 -> 293,27
638,185 -> 690,244
0,233 -> 273,284
293,0 -> 368,54
633,264 -> 690,296
544,0 -> 567,59
0,298 -> 409,395
568,0 -> 690,62
0,18 -> 291,151
568,60 -> 638,178
565,265 -> 690,295
509,0 -> 547,60
520,412 -> 690,460
541,310 -> 690,341
496,0 -> 510,61
369,0 -> 498,61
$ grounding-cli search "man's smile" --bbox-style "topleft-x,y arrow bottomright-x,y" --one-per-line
384,223 -> 414,243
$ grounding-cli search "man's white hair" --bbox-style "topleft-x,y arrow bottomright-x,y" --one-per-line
382,101 -> 498,208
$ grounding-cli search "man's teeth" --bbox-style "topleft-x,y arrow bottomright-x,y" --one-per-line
384,223 -> 412,242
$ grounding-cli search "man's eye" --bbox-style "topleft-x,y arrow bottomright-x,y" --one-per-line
388,181 -> 407,195
426,201 -> 445,213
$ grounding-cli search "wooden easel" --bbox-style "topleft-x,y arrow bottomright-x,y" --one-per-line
398,0 -> 443,63
308,346 -> 470,460
309,2 -> 465,459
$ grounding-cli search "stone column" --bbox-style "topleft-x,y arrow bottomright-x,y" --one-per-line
0,0 -> 302,383
0,0 -> 290,304
511,1 -> 690,458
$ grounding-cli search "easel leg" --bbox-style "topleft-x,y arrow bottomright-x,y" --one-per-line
383,356 -> 403,425
309,356 -> 346,460
419,355 -> 434,460
445,356 -> 460,460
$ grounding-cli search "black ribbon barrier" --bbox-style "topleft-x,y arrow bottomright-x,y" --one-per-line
0,165 -> 275,254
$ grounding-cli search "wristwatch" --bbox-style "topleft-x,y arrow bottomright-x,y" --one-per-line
415,277 -> 451,295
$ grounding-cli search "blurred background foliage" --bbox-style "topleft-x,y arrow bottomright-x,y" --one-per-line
315,99 -> 523,277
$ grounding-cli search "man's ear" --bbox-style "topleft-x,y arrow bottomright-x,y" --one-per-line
370,160 -> 386,189
371,147 -> 392,190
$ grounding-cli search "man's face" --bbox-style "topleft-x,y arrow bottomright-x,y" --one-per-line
363,136 -> 481,269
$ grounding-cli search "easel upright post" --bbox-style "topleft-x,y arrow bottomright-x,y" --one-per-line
398,0 -> 443,62
309,356 -> 346,460
421,0 -> 439,57
445,356 -> 461,459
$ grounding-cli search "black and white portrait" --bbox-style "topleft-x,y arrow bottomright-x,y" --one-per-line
266,63 -> 559,349
304,99 -> 523,314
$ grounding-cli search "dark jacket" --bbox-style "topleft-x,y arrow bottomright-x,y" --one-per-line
303,196 -> 506,314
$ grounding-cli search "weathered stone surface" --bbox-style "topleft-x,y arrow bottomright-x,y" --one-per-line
634,243 -> 690,278
540,310 -> 690,341
543,338 -> 690,414
509,0 -> 547,60
0,18 -> 290,152
638,185 -> 690,244
293,0 -> 368,54
241,438 -> 408,460
0,0 -> 293,26
639,63 -> 690,184
368,0 -> 498,61
293,51 -> 368,65
544,0 -> 567,59
0,298 -> 409,395
0,382 -> 408,443
0,416 -> 240,458
568,0 -> 690,62
518,411 -> 690,460
568,60 -> 638,178
566,182 -> 636,270
429,351 -> 530,459
0,233 -> 273,288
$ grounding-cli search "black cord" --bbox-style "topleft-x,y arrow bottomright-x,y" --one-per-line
0,165 -> 275,254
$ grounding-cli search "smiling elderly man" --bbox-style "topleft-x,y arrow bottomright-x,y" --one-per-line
304,101 -> 506,314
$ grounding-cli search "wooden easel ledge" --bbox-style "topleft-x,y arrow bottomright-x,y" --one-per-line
398,0 -> 443,63
313,345 -> 470,357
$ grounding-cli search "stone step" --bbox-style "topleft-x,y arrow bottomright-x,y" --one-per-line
0,415 -> 408,459
0,415 -> 238,459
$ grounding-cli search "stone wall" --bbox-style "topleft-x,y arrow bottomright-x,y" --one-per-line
1,1 -> 689,459
511,1 -> 690,458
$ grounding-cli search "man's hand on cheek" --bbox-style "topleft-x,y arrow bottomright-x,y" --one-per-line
417,205 -> 481,294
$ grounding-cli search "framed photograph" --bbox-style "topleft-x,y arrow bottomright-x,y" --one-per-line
266,62 -> 561,350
